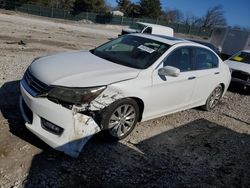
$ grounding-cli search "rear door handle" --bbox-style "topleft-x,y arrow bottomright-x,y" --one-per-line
214,72 -> 220,75
188,76 -> 196,80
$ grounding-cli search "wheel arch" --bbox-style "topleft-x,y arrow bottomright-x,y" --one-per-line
219,82 -> 226,95
129,97 -> 144,122
219,83 -> 225,91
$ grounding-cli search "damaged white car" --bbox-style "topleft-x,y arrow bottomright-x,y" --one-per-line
20,34 -> 231,157
225,50 -> 250,90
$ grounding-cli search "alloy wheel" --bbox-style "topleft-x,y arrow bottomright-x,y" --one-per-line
108,104 -> 136,137
209,86 -> 222,109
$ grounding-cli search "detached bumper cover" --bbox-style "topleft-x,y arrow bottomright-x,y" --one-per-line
19,81 -> 100,157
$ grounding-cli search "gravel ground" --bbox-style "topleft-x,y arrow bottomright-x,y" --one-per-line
0,10 -> 250,188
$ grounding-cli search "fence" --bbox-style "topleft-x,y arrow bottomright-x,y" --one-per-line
2,1 -> 213,38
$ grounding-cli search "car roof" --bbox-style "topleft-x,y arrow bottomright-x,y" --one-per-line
129,33 -> 210,49
189,39 -> 212,45
187,39 -> 218,51
129,33 -> 218,55
130,33 -> 194,46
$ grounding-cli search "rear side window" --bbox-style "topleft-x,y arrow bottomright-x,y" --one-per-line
163,47 -> 193,72
194,47 -> 218,70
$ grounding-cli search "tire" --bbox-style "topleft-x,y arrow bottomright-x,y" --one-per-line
243,84 -> 250,91
202,85 -> 223,111
100,98 -> 140,140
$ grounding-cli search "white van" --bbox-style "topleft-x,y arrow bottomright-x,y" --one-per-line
121,22 -> 174,37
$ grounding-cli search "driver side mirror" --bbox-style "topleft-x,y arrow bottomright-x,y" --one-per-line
158,66 -> 180,77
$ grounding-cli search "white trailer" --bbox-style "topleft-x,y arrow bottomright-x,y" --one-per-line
210,27 -> 250,56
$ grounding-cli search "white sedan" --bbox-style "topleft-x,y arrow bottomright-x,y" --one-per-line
20,34 -> 231,157
224,50 -> 250,90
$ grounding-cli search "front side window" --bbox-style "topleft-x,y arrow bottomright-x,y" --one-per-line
163,47 -> 193,72
229,51 -> 250,64
194,48 -> 218,70
91,35 -> 170,69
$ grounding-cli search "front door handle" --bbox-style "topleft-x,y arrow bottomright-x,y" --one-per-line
214,72 -> 220,75
188,76 -> 196,80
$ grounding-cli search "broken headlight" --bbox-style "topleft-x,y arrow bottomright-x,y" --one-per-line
47,86 -> 106,104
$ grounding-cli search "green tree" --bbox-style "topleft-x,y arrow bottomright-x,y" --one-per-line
127,3 -> 140,17
24,0 -> 50,6
117,0 -> 140,17
139,0 -> 161,19
116,0 -> 131,13
58,0 -> 75,9
73,0 -> 107,13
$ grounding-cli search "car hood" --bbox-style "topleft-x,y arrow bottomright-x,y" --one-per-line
29,51 -> 140,87
225,60 -> 250,73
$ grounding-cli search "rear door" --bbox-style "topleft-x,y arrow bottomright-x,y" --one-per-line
191,47 -> 221,105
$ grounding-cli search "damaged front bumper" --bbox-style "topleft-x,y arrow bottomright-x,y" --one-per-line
231,70 -> 250,87
19,82 -> 100,158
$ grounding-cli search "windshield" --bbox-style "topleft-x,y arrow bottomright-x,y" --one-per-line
229,51 -> 250,64
130,23 -> 146,32
91,35 -> 170,69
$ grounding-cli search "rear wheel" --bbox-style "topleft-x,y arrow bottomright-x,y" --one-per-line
101,98 -> 139,140
203,85 -> 223,111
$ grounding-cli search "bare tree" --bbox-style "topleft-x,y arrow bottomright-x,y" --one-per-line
233,25 -> 250,31
201,5 -> 227,27
184,11 -> 202,26
163,8 -> 183,23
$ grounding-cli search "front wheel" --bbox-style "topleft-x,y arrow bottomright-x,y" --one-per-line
202,85 -> 223,111
100,98 -> 140,140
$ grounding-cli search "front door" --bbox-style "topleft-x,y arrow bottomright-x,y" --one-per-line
149,46 -> 196,117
